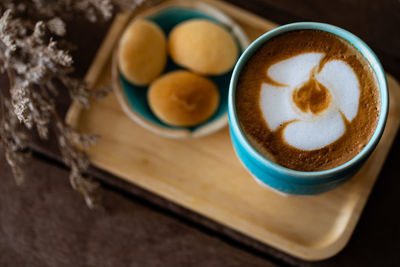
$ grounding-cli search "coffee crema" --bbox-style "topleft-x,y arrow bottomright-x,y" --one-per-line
236,30 -> 380,171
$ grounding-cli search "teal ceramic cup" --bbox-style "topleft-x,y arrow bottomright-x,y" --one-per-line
228,22 -> 389,195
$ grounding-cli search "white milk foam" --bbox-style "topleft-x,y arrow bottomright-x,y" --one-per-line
260,52 -> 360,151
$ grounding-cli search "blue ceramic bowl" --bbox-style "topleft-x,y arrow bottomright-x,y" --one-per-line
114,1 -> 249,138
228,22 -> 389,195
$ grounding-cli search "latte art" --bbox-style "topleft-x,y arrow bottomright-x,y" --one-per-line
260,52 -> 360,150
236,30 -> 380,171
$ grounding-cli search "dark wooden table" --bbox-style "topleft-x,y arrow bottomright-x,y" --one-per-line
1,1 -> 400,266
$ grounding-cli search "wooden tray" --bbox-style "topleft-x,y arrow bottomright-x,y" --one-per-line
66,0 -> 400,261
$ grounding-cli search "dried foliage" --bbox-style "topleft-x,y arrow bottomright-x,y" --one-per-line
0,97 -> 29,186
0,0 -> 146,208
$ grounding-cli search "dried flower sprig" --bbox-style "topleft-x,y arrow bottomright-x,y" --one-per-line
2,0 -> 113,23
0,0 -> 146,208
55,114 -> 101,208
0,96 -> 29,186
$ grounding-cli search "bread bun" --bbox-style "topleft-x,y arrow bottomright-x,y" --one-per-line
168,19 -> 238,75
118,20 -> 167,86
148,70 -> 219,127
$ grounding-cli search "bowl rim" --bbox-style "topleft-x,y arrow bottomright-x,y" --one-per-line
228,22 -> 389,181
113,0 -> 250,138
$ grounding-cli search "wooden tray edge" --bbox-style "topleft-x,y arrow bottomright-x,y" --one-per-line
66,13 -> 132,128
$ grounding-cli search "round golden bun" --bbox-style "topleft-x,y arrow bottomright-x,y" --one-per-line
168,19 -> 238,75
148,70 -> 219,127
118,20 -> 167,86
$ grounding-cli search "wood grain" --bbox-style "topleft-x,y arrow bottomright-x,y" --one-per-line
66,0 -> 400,261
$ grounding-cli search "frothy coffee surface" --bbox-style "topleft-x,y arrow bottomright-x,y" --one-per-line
236,30 -> 380,171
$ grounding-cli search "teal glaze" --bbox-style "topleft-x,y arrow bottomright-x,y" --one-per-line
228,22 -> 389,195
119,7 -> 242,132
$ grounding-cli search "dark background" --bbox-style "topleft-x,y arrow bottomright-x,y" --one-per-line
1,0 -> 400,266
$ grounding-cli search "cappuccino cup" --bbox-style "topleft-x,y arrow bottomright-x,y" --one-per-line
228,22 -> 388,195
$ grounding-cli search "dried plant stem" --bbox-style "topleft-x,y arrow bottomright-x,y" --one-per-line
0,86 -> 29,186
53,111 -> 101,209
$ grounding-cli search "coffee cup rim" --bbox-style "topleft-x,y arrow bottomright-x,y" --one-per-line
228,22 -> 389,181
